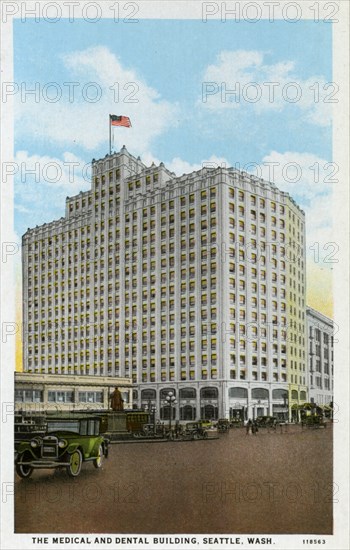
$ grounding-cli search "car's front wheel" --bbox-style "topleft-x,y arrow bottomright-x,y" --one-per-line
66,449 -> 82,477
93,445 -> 103,469
16,454 -> 33,479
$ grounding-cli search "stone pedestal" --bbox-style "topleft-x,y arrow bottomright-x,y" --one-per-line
106,412 -> 128,432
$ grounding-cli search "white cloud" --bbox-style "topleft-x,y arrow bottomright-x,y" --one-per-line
204,50 -> 264,87
14,150 -> 90,192
16,46 -> 179,153
14,204 -> 31,214
258,150 -> 334,200
200,50 -> 331,126
14,150 -> 91,235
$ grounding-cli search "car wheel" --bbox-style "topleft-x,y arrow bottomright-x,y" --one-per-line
16,454 -> 33,479
93,445 -> 103,469
67,449 -> 82,477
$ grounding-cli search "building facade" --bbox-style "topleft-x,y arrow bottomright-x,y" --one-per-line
22,147 -> 308,421
306,307 -> 334,406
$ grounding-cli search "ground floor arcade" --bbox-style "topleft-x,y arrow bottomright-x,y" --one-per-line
133,382 -> 309,422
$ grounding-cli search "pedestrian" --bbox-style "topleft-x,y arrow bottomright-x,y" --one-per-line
246,419 -> 252,435
253,421 -> 258,435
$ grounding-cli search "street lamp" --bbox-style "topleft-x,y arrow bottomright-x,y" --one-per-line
144,399 -> 156,422
283,392 -> 289,422
151,404 -> 157,434
143,400 -> 157,435
144,401 -> 150,422
164,391 -> 177,432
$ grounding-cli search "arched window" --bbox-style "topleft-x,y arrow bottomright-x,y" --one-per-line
272,389 -> 288,400
252,388 -> 269,400
300,391 -> 306,401
291,390 -> 298,400
141,389 -> 156,400
200,387 -> 218,399
179,388 -> 196,399
229,387 -> 248,399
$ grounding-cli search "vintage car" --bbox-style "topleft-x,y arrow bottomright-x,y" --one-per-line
134,423 -> 165,438
229,417 -> 244,428
15,415 -> 109,478
255,416 -> 278,429
182,422 -> 209,440
217,419 -> 230,433
301,415 -> 327,429
198,419 -> 213,430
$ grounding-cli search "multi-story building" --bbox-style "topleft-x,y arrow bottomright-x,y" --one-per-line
306,306 -> 334,406
22,146 -> 307,421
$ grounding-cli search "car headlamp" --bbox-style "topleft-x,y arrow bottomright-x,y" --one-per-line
58,439 -> 67,448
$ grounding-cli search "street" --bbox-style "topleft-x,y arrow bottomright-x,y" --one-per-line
15,425 -> 333,534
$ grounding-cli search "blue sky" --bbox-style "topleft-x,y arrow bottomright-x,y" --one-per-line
14,18 -> 333,253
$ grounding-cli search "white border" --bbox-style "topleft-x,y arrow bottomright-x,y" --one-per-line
1,1 -> 349,549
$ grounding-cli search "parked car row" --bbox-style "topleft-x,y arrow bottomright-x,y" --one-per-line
15,414 -> 217,478
18,411 -> 307,478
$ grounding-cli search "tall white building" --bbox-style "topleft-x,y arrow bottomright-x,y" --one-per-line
306,306 -> 334,406
22,147 -> 307,421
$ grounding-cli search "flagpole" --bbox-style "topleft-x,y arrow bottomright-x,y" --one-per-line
109,114 -> 111,155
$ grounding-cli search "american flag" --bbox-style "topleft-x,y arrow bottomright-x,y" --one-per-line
110,115 -> 132,128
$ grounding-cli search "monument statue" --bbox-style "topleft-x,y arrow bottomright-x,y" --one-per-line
109,387 -> 124,411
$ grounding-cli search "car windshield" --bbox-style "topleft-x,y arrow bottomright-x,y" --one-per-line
47,421 -> 80,433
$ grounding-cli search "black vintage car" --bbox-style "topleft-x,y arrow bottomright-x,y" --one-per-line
181,422 -> 209,440
301,415 -> 327,429
217,419 -> 230,433
15,415 -> 109,478
255,416 -> 278,430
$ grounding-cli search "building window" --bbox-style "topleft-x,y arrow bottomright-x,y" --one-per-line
48,391 -> 74,403
15,389 -> 43,403
78,391 -> 103,403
